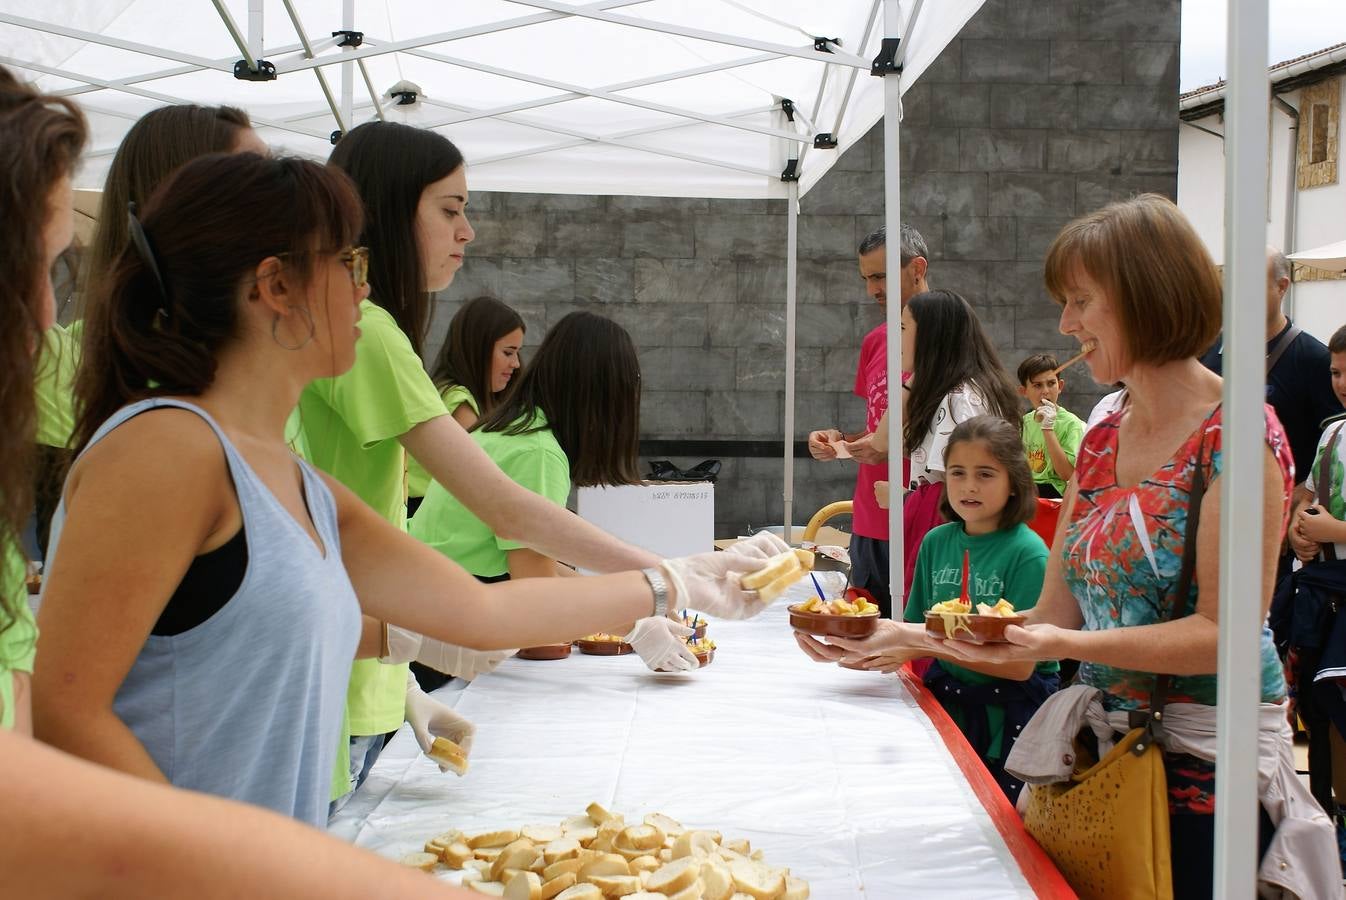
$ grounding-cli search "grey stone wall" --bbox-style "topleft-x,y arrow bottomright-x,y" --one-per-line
428,0 -> 1180,539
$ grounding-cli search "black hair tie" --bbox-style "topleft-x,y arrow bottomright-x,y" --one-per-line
127,201 -> 170,318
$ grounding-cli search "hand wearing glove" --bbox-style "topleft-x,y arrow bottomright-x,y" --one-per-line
725,530 -> 792,560
415,638 -> 514,683
1034,401 -> 1058,431
625,616 -> 699,672
404,673 -> 475,772
380,625 -> 423,665
659,551 -> 771,620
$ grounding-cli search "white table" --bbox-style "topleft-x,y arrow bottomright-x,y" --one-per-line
330,601 -> 1069,898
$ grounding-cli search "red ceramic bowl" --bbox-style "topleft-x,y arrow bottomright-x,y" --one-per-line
576,638 -> 634,656
516,644 -> 572,660
788,604 -> 880,638
924,612 -> 1026,644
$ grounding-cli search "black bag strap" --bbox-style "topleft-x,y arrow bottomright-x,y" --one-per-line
1128,412 -> 1214,752
1266,323 -> 1302,376
1317,424 -> 1344,562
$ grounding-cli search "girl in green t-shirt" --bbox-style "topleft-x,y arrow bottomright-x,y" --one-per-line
795,415 -> 1059,801
406,296 -> 526,509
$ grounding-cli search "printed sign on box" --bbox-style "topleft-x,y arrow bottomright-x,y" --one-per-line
575,481 -> 714,565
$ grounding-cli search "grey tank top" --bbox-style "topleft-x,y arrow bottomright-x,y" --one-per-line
45,399 -> 360,827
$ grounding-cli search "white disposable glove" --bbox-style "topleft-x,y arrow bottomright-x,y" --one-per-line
659,551 -> 770,620
625,617 -> 699,672
1035,402 -> 1058,431
404,673 -> 475,772
726,530 -> 792,560
380,625 -> 423,665
415,638 -> 514,683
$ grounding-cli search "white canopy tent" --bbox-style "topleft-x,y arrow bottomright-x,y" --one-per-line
3,1 -> 1281,895
1289,239 -> 1346,272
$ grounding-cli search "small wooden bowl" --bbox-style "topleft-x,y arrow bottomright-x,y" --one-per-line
788,604 -> 879,638
924,612 -> 1026,644
26,576 -> 41,596
516,644 -> 572,660
576,638 -> 634,656
654,649 -> 713,673
689,623 -> 708,640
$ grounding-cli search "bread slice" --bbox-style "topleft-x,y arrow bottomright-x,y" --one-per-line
505,871 -> 543,900
585,802 -> 615,825
428,736 -> 470,775
740,552 -> 800,590
470,830 -> 521,850
665,878 -> 705,900
442,842 -> 474,869
643,814 -> 684,837
727,860 -> 784,900
578,853 -> 630,880
541,872 -> 577,900
543,858 -> 586,881
398,851 -> 439,871
491,840 -> 542,882
781,876 -> 809,900
588,874 -> 643,896
671,831 -> 717,860
644,858 -> 701,896
468,882 -> 507,896
793,548 -> 815,570
554,885 -> 603,900
699,860 -> 734,900
523,825 -> 565,844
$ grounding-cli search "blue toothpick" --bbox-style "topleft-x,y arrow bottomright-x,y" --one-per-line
809,572 -> 827,600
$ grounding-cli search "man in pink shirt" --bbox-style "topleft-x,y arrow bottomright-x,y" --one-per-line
807,224 -> 928,618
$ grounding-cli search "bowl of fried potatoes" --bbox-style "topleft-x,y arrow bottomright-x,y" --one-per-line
924,598 -> 1026,644
788,591 -> 880,638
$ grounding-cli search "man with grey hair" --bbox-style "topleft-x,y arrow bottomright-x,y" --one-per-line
806,224 -> 928,618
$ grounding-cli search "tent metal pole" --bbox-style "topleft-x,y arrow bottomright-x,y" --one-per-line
248,0 -> 264,62
829,0 -> 882,137
208,0 -> 257,70
881,0 -> 903,611
279,0 -> 345,133
1214,0 -> 1268,893
784,179 -> 800,544
341,0 -> 355,133
0,13 -> 226,71
358,61 -> 387,121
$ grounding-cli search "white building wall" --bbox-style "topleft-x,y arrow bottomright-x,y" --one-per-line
1176,79 -> 1346,344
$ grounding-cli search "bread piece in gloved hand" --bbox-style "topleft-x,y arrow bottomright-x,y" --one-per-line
658,551 -> 771,620
625,617 -> 699,672
404,672 -> 475,775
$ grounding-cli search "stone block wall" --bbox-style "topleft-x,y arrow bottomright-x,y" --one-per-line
427,0 -> 1180,539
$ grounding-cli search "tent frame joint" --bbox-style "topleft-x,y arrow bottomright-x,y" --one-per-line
330,129 -> 344,145
813,133 -> 838,149
813,36 -> 840,53
233,58 -> 277,81
780,98 -> 796,122
870,37 -> 901,76
780,157 -> 800,182
332,30 -> 363,48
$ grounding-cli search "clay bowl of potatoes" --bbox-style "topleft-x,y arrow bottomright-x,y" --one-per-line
516,644 -> 572,661
788,589 -> 880,638
924,599 -> 1026,644
576,634 -> 633,656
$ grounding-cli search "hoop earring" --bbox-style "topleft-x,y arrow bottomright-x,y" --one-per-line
272,305 -> 316,351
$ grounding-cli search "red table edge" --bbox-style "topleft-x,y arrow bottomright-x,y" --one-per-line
898,669 -> 1078,900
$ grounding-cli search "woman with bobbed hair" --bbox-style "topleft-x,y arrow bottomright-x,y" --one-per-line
931,194 -> 1336,896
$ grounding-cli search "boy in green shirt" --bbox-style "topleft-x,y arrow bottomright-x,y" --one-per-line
1016,354 -> 1085,499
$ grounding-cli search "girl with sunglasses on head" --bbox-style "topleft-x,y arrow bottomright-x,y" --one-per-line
31,150 -> 767,832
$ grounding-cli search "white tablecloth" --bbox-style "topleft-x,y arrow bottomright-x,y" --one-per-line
330,601 -> 1041,898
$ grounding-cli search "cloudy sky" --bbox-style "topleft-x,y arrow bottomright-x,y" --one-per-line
1182,0 -> 1346,90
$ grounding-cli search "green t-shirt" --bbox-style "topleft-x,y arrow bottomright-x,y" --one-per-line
1021,406 -> 1084,495
406,385 -> 480,500
903,521 -> 1055,759
410,411 -> 570,577
34,322 -> 80,449
297,299 -> 448,737
0,542 -> 37,731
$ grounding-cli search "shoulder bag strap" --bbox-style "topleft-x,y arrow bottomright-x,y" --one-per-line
1266,324 -> 1302,376
1317,424 -> 1345,562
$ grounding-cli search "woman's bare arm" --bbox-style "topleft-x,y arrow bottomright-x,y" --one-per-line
401,416 -> 658,571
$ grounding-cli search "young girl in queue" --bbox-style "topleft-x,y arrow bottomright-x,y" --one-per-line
406,296 -> 526,517
799,416 -> 1058,801
0,65 -> 474,897
411,311 -> 701,674
30,151 -> 769,831
895,290 -> 1021,594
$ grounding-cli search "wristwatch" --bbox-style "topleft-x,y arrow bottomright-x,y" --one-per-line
642,567 -> 669,619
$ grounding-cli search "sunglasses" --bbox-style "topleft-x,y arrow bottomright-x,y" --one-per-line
338,246 -> 369,289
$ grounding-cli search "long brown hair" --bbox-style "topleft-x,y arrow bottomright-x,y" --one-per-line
75,153 -> 363,453
431,296 -> 526,416
328,122 -> 464,356
904,289 -> 1020,453
82,104 -> 252,318
0,65 -> 86,631
475,312 -> 641,487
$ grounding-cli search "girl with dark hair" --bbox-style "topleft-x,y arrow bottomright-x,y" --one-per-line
797,416 -> 1058,801
309,122 -> 738,797
406,296 -> 526,510
895,290 -> 1021,595
33,151 -> 763,828
411,312 -> 699,673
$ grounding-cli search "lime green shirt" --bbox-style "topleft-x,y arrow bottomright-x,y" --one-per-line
903,521 -> 1054,759
410,411 -> 570,577
35,322 -> 80,448
298,300 -> 447,737
1021,406 -> 1084,496
1,543 -> 37,731
406,385 -> 479,500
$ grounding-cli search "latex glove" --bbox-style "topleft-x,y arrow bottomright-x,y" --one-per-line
415,638 -> 514,683
726,530 -> 791,560
1034,402 -> 1058,431
380,625 -> 423,665
625,617 -> 699,672
659,551 -> 772,620
404,674 -> 475,771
